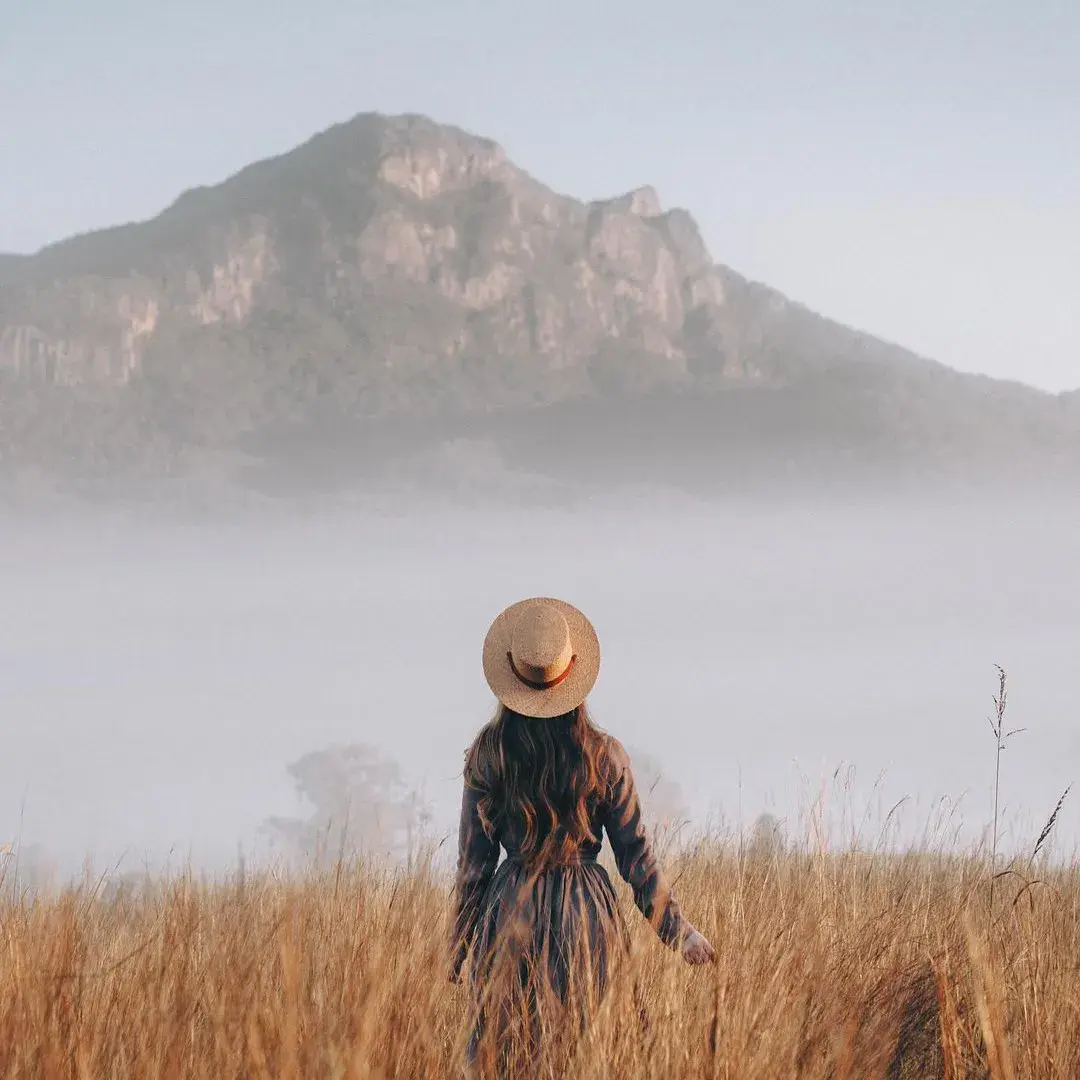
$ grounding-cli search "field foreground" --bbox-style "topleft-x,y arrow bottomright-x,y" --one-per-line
2,847 -> 1078,1079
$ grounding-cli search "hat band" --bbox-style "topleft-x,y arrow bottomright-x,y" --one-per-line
507,652 -> 577,691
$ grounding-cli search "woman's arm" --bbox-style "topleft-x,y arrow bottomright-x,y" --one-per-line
599,737 -> 696,950
449,780 -> 500,980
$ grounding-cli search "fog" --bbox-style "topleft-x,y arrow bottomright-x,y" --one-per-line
2,490 -> 1078,881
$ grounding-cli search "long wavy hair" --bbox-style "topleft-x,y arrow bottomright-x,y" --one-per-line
464,702 -> 609,867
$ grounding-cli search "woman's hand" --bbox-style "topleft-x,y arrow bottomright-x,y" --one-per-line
681,928 -> 716,965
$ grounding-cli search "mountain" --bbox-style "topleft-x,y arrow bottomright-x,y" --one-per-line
0,112 -> 1076,502
0,255 -> 27,286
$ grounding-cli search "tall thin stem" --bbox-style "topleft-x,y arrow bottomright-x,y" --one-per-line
992,722 -> 1002,876
988,665 -> 1021,923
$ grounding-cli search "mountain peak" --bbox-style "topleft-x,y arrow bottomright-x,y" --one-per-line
591,186 -> 663,218
0,112 -> 734,399
0,111 -> 1075,496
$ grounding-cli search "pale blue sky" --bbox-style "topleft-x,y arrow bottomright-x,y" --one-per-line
1,1 -> 1077,390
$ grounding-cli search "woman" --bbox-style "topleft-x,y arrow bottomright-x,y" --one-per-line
450,597 -> 715,1073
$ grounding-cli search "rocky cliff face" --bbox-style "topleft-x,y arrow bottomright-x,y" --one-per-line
0,114 -> 767,400
0,113 -> 1076,496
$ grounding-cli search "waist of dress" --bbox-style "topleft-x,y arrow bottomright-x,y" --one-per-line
504,852 -> 599,868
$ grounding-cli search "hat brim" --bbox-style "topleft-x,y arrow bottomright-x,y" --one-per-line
483,597 -> 600,719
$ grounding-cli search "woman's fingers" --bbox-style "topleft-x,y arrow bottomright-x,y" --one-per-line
682,930 -> 717,964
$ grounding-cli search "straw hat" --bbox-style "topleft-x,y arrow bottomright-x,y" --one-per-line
483,597 -> 600,718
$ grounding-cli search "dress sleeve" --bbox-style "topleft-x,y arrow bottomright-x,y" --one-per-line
450,779 -> 501,976
599,737 -> 690,949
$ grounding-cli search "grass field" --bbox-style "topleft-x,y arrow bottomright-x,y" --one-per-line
2,836 -> 1078,1080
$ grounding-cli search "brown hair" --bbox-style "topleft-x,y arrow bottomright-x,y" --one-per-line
464,702 -> 609,868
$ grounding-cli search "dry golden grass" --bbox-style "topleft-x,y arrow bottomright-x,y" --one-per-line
2,843 -> 1079,1079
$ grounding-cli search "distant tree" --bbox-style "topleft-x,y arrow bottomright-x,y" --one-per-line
2,841 -> 58,898
264,743 -> 432,869
747,812 -> 786,858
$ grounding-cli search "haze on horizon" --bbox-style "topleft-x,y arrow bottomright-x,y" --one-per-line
1,495 -> 1078,883
1,1 -> 1078,393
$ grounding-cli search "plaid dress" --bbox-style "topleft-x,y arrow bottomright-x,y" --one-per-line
450,734 -> 689,1069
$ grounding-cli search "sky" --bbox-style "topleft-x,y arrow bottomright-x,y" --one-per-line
1,1 -> 1077,391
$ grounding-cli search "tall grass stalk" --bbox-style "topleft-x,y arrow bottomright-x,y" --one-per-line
987,666 -> 1023,920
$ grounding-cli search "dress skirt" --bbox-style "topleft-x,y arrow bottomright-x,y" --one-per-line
465,855 -> 631,1069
